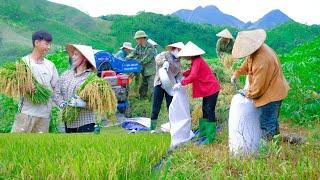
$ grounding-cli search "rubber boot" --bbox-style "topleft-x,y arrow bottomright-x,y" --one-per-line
150,119 -> 157,131
203,122 -> 216,145
198,118 -> 208,138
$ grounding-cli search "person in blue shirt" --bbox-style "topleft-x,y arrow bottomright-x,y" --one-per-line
114,42 -> 135,60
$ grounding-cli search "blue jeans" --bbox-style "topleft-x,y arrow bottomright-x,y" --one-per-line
258,100 -> 282,140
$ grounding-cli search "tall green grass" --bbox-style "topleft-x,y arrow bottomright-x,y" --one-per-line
159,125 -> 320,179
0,128 -> 170,179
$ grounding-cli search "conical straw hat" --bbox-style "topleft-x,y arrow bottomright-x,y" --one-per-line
216,29 -> 234,39
66,44 -> 96,69
232,29 -> 266,59
167,42 -> 184,50
177,41 -> 205,57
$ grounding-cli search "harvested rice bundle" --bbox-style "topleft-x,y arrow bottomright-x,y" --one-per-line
59,73 -> 117,124
26,82 -> 52,104
0,60 -> 52,104
59,106 -> 81,124
0,63 -> 19,97
16,60 -> 34,96
78,73 -> 117,117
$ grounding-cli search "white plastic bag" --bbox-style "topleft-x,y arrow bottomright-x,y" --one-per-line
169,88 -> 194,148
228,94 -> 261,156
159,67 -> 174,96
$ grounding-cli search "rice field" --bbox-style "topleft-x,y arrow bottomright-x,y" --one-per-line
0,128 -> 170,179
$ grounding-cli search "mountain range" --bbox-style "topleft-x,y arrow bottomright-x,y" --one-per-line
0,0 -> 319,64
172,6 -> 292,29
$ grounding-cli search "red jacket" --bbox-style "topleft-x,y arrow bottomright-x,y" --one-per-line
181,56 -> 221,98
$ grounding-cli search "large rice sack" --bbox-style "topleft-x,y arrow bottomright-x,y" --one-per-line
228,94 -> 261,156
169,88 -> 194,149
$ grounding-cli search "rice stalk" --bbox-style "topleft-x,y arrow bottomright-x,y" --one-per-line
59,106 -> 81,124
26,81 -> 52,104
191,105 -> 202,126
59,73 -> 118,123
0,60 -> 52,104
78,74 -> 117,120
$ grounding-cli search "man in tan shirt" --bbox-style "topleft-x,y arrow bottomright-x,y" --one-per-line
11,30 -> 59,133
231,29 -> 289,140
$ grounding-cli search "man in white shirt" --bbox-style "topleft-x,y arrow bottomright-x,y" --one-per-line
11,30 -> 59,133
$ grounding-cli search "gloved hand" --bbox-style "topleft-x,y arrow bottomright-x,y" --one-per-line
68,95 -> 87,108
58,101 -> 68,109
238,89 -> 247,97
173,83 -> 182,91
162,61 -> 170,70
231,74 -> 237,85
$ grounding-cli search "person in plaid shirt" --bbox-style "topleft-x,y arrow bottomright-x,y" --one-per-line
53,44 -> 97,133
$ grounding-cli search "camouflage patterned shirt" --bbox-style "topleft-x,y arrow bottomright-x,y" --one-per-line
127,42 -> 156,76
216,38 -> 234,59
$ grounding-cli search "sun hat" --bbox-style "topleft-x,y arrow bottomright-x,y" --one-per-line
167,42 -> 184,50
216,29 -> 234,39
177,41 -> 205,57
120,42 -> 135,50
134,30 -> 148,39
66,44 -> 96,69
232,29 -> 266,59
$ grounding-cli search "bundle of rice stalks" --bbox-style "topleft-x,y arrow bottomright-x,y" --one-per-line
59,106 -> 81,124
16,60 -> 33,96
60,73 -> 117,124
78,73 -> 117,117
0,63 -> 20,97
26,82 -> 52,104
0,60 -> 52,104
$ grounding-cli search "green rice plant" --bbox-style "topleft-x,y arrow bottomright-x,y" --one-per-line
25,81 -> 52,104
59,106 -> 81,124
0,128 -> 170,179
0,94 -> 18,133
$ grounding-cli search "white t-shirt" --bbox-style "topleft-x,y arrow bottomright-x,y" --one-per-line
20,55 -> 59,118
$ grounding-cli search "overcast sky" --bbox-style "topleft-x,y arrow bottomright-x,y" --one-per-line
49,0 -> 320,25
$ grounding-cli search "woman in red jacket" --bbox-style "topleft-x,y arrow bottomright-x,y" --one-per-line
173,41 -> 221,144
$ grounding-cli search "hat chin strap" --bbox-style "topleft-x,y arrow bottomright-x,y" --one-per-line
74,58 -> 86,69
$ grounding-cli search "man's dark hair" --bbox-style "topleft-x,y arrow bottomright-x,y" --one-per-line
32,30 -> 52,47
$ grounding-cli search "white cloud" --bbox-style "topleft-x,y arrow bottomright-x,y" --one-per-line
49,0 -> 320,25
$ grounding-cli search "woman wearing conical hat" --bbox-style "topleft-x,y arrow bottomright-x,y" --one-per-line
150,42 -> 184,132
53,44 -> 97,133
216,28 -> 234,60
173,41 -> 221,145
231,29 -> 289,140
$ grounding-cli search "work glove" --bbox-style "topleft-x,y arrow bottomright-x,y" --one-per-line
58,101 -> 68,109
68,95 -> 87,108
238,89 -> 247,97
162,61 -> 170,70
173,83 -> 182,91
231,74 -> 237,86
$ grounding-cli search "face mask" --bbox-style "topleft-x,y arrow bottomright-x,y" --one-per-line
70,59 -> 77,69
171,49 -> 179,58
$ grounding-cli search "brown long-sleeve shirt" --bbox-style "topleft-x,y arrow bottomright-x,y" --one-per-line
234,44 -> 289,107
